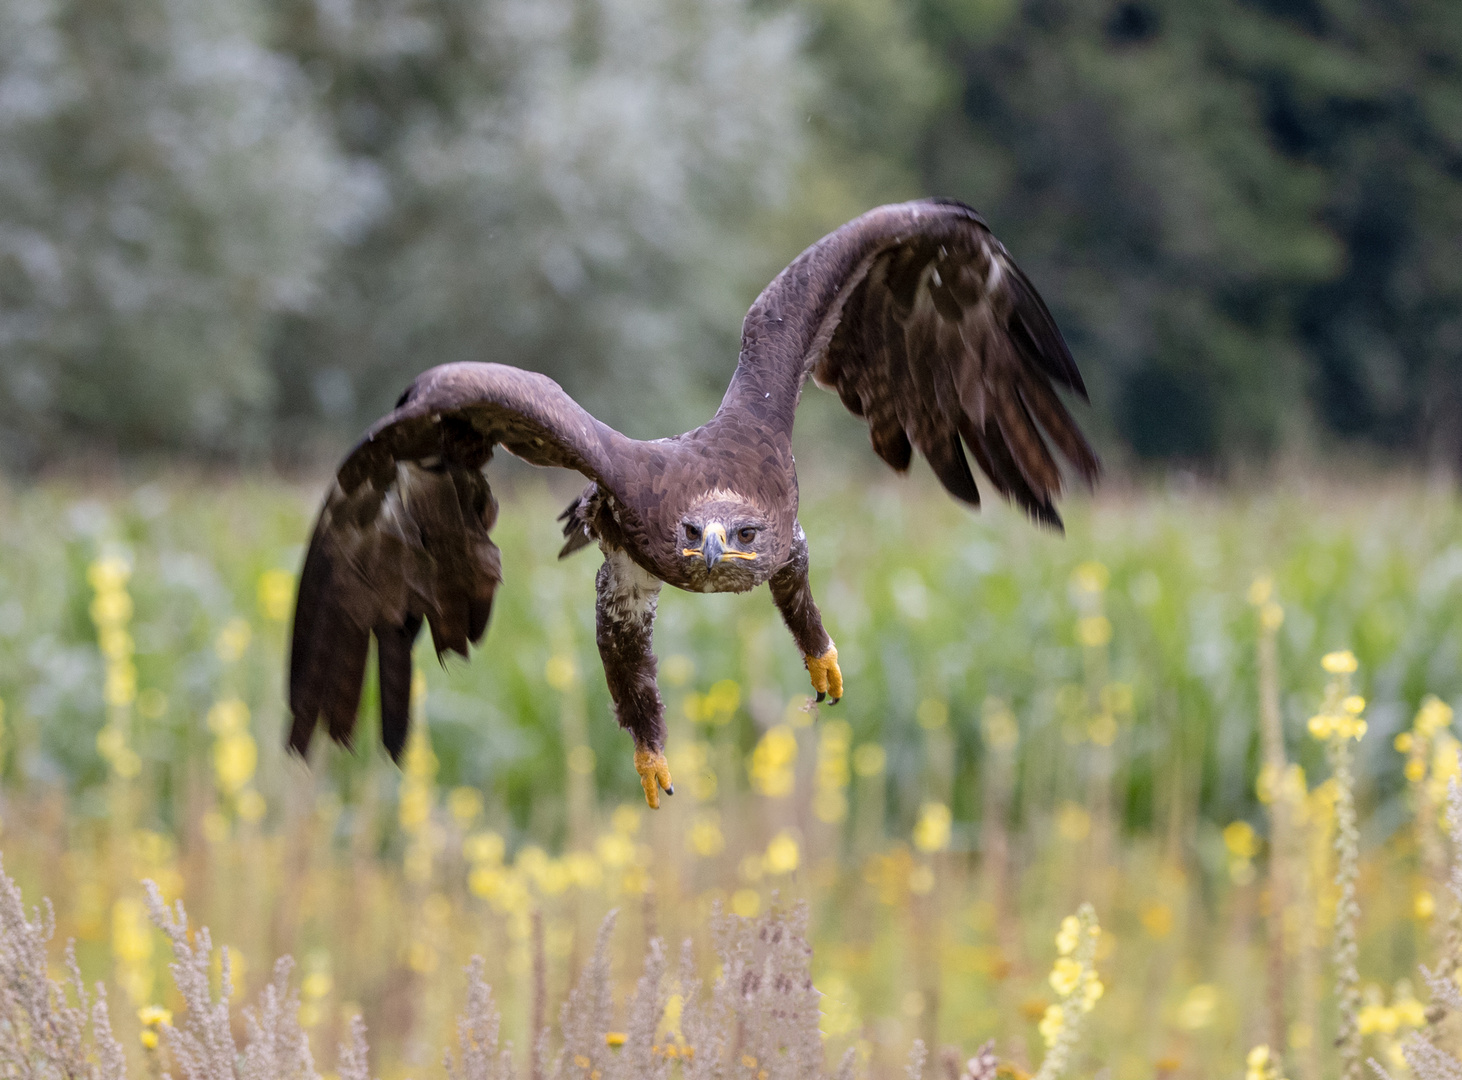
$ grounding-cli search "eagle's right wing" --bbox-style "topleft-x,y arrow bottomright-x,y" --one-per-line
288,362 -> 631,762
727,199 -> 1098,528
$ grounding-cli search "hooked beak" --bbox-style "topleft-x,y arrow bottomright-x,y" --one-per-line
702,523 -> 726,569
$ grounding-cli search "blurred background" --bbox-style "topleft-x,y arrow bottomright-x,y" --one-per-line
3,2 -> 1462,1078
1,0 -> 1459,472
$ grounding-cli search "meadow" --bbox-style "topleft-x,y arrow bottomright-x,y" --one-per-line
3,461 -> 1462,1079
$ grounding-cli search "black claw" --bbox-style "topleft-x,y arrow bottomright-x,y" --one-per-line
829,697 -> 840,706
664,784 -> 674,796
815,691 -> 826,703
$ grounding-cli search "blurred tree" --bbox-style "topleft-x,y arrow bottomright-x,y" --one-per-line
3,0 -> 1458,470
909,0 -> 1462,469
1254,0 -> 1462,467
913,0 -> 1343,464
267,0 -> 809,442
0,0 -> 361,464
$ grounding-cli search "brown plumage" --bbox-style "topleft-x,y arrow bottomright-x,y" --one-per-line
287,199 -> 1099,807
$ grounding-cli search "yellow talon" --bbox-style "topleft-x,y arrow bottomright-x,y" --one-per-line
634,747 -> 674,809
805,644 -> 843,704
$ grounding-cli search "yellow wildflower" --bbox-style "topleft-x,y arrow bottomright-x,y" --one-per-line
1055,915 -> 1081,956
1071,561 -> 1109,594
1244,1045 -> 1271,1080
213,732 -> 257,795
1076,615 -> 1112,647
913,802 -> 952,853
1038,1003 -> 1064,1047
257,569 -> 294,621
214,618 -> 251,663
764,831 -> 800,875
1049,957 -> 1081,995
687,815 -> 725,858
731,889 -> 760,918
748,726 -> 797,797
851,743 -> 886,776
1223,821 -> 1258,859
1417,696 -> 1453,737
545,654 -> 578,690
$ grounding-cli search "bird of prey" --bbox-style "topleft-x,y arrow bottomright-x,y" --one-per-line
286,199 -> 1099,808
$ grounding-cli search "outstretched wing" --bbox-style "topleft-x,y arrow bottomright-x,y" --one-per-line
729,198 -> 1098,527
288,362 -> 630,762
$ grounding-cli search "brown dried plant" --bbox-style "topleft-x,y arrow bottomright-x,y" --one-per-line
0,854 -> 128,1079
2,860 -> 1095,1080
1371,780 -> 1462,1080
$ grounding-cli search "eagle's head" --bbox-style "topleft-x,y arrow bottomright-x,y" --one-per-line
677,490 -> 775,593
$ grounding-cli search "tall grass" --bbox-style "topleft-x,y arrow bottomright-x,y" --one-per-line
2,468 -> 1462,1076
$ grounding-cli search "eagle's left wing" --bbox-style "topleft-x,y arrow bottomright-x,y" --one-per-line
726,199 -> 1098,527
288,362 -> 632,762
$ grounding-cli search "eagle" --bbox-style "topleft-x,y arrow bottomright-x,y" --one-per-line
286,199 -> 1099,808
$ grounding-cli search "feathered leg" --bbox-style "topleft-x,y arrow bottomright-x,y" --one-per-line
770,522 -> 842,703
595,548 -> 673,807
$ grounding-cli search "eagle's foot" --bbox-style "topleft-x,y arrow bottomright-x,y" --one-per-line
634,746 -> 674,809
805,645 -> 843,704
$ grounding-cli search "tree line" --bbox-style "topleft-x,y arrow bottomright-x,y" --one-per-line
1,0 -> 1457,470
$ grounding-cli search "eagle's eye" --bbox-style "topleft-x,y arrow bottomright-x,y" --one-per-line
684,523 -> 702,542
737,526 -> 758,544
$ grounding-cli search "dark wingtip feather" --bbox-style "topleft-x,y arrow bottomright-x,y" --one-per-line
321,622 -> 370,747
918,431 -> 982,507
467,595 -> 494,644
869,425 -> 913,472
1015,381 -> 1102,489
376,617 -> 421,765
960,415 -> 1064,526
1007,269 -> 1086,399
286,710 -> 316,759
558,531 -> 594,560
1029,499 -> 1064,532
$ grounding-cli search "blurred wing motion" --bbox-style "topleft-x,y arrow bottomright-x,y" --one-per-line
288,363 -> 624,762
746,199 -> 1099,526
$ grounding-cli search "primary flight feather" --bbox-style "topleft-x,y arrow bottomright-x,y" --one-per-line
287,199 -> 1100,807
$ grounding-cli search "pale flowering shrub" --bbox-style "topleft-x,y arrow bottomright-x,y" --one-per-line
0,858 -> 1103,1079
0,855 -> 128,1078
1369,780 -> 1462,1080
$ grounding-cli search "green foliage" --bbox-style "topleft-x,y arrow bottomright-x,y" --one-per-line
0,0 -> 359,462
909,0 -> 1462,466
268,0 -> 809,439
2,0 -> 1460,467
1,470 -> 1459,838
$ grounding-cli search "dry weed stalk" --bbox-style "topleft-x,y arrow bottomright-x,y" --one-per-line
1032,905 -> 1103,1080
444,957 -> 515,1080
1249,577 -> 1292,1057
145,878 -> 320,1080
0,854 -> 128,1079
1308,651 -> 1367,1080
1370,781 -> 1462,1080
